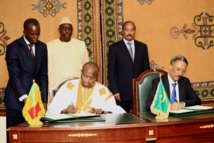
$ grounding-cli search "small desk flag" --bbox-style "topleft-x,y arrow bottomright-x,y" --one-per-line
22,80 -> 45,127
150,76 -> 170,120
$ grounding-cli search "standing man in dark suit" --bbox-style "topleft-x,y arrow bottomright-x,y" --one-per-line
4,18 -> 48,131
146,55 -> 201,111
108,21 -> 150,112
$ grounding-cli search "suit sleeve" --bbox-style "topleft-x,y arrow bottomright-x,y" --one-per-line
183,78 -> 201,106
108,44 -> 119,94
37,44 -> 48,103
5,44 -> 26,98
143,44 -> 150,70
146,78 -> 159,110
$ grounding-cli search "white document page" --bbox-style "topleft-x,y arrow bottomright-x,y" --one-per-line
184,105 -> 213,110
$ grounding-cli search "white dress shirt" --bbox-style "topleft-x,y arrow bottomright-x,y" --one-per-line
123,38 -> 135,59
168,73 -> 180,102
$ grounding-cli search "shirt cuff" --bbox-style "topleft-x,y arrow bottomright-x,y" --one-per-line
182,102 -> 185,107
19,94 -> 28,102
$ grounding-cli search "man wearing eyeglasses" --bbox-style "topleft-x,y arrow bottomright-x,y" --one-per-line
46,62 -> 126,114
146,55 -> 201,111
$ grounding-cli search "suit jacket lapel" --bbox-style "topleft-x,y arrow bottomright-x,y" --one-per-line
20,37 -> 31,55
34,42 -> 41,74
162,74 -> 170,99
120,40 -> 134,63
178,79 -> 184,101
35,42 -> 39,61
134,40 -> 139,63
20,37 -> 36,62
163,74 -> 185,101
19,37 -> 35,74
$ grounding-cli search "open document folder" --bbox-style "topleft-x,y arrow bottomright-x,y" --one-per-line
41,113 -> 102,122
169,105 -> 214,115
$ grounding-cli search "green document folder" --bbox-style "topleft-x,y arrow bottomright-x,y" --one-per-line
42,114 -> 101,122
169,105 -> 214,116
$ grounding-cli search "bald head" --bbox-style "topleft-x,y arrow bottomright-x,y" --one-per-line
82,62 -> 99,77
122,21 -> 136,30
81,62 -> 99,88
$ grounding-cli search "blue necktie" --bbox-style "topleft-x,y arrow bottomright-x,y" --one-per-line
171,83 -> 177,104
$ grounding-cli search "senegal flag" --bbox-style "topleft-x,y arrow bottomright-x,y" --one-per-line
150,77 -> 170,118
22,81 -> 45,127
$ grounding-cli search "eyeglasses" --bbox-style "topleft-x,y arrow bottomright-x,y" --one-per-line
174,68 -> 186,74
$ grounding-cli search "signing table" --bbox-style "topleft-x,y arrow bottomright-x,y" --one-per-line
8,109 -> 214,143
138,109 -> 214,143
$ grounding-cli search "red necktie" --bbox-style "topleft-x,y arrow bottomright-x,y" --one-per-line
28,44 -> 35,58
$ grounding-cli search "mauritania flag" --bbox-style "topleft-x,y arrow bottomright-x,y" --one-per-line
22,81 -> 45,127
150,78 -> 170,116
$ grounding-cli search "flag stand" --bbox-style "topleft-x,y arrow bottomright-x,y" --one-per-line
22,80 -> 45,127
155,114 -> 169,122
150,74 -> 170,123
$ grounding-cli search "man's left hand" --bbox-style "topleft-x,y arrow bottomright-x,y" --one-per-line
170,102 -> 184,111
43,103 -> 47,112
87,108 -> 103,114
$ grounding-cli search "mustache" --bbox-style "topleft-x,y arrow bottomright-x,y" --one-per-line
127,34 -> 133,37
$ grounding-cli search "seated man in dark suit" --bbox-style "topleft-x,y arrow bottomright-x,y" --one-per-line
146,55 -> 201,111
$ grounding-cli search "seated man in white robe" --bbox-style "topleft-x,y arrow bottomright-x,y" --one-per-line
47,62 -> 126,114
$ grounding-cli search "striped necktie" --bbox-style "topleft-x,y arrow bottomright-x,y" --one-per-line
127,42 -> 134,61
28,44 -> 35,58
